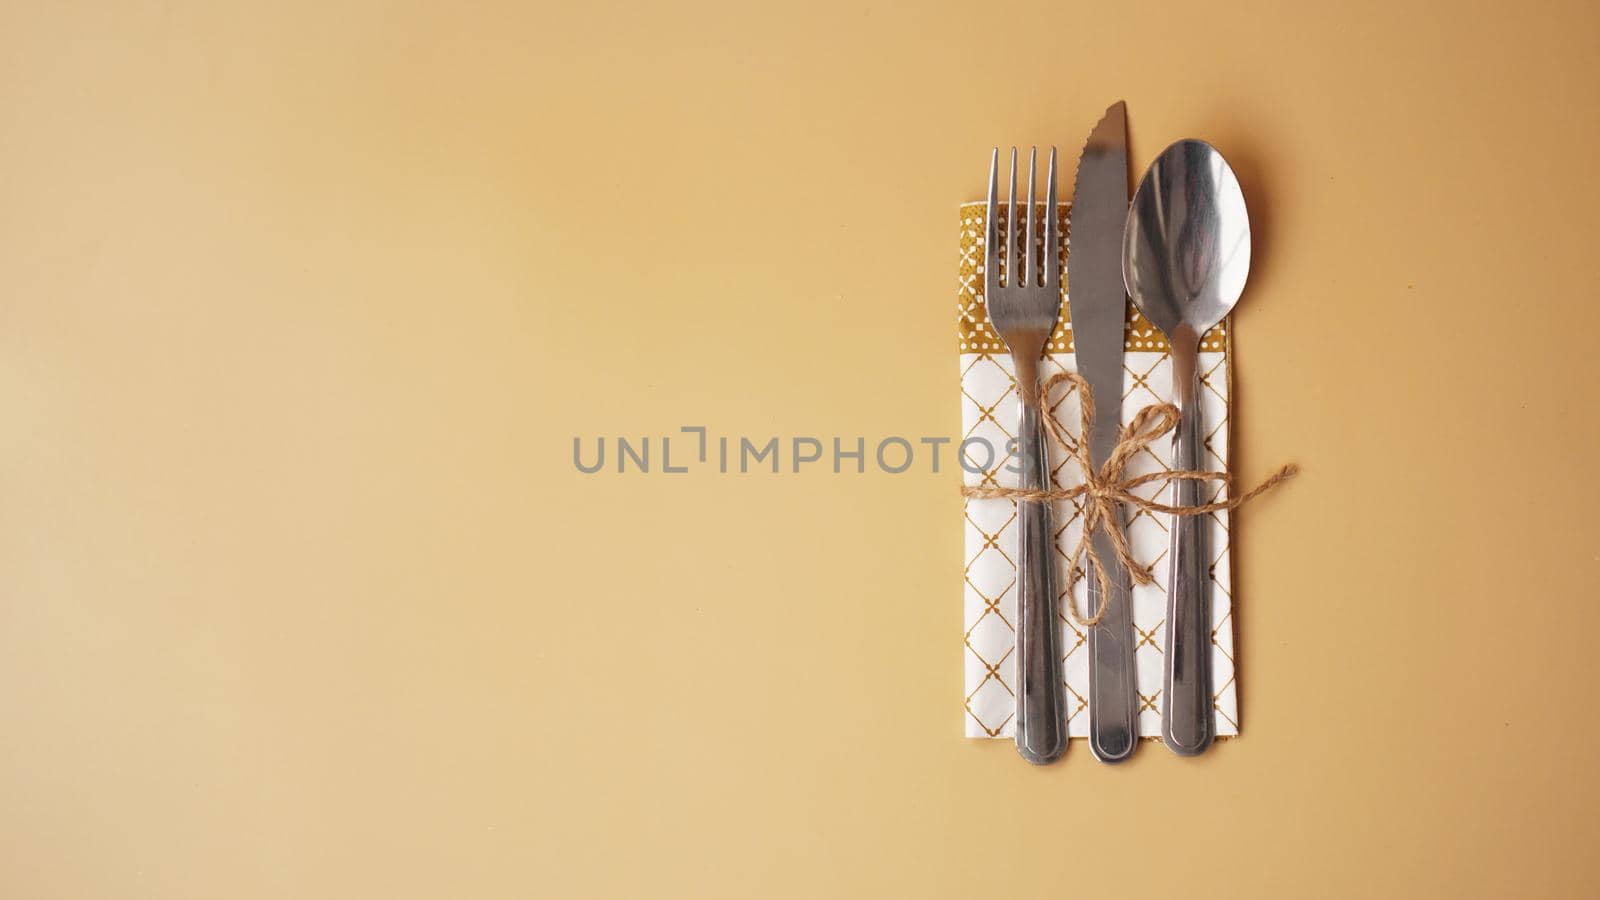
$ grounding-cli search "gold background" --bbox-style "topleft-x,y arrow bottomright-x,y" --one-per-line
2,1 -> 1598,896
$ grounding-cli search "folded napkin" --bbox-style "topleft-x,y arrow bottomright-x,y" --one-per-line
959,201 -> 1239,740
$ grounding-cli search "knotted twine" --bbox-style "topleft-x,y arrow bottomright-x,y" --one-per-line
960,370 -> 1297,628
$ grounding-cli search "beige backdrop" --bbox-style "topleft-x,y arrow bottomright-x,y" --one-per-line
3,1 -> 1598,897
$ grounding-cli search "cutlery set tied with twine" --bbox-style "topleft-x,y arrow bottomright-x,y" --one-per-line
958,102 -> 1297,765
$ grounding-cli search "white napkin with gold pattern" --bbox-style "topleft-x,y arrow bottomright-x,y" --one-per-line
958,202 -> 1240,741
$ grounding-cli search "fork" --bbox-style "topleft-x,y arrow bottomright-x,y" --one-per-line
985,146 -> 1066,765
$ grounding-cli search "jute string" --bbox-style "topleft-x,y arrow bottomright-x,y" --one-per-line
960,371 -> 1297,628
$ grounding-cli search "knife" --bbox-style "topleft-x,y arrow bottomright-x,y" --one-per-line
1067,101 -> 1139,763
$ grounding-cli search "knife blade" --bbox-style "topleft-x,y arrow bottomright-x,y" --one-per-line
1067,101 -> 1139,763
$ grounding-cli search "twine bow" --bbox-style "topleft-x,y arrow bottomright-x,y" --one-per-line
961,371 -> 1297,628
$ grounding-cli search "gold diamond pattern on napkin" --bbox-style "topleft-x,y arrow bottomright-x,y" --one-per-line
958,202 -> 1238,741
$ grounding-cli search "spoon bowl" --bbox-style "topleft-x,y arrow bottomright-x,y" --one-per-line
1123,140 -> 1250,343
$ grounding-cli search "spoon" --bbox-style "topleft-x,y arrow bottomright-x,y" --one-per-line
1121,140 -> 1251,756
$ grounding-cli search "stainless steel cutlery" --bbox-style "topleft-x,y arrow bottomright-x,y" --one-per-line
1123,139 -> 1252,757
1067,101 -> 1140,764
986,114 -> 1251,763
984,146 -> 1067,765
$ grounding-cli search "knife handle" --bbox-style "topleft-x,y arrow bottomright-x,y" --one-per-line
1013,357 -> 1066,765
1086,522 -> 1138,763
1162,341 -> 1214,756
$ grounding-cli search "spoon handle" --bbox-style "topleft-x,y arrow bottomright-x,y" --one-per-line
1163,342 -> 1215,756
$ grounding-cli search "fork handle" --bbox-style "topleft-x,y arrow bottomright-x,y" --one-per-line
1013,356 -> 1066,765
1162,336 -> 1214,756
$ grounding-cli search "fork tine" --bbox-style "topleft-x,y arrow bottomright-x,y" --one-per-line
985,148 -> 999,295
1006,147 -> 1017,288
1025,147 -> 1038,287
1045,147 -> 1058,288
